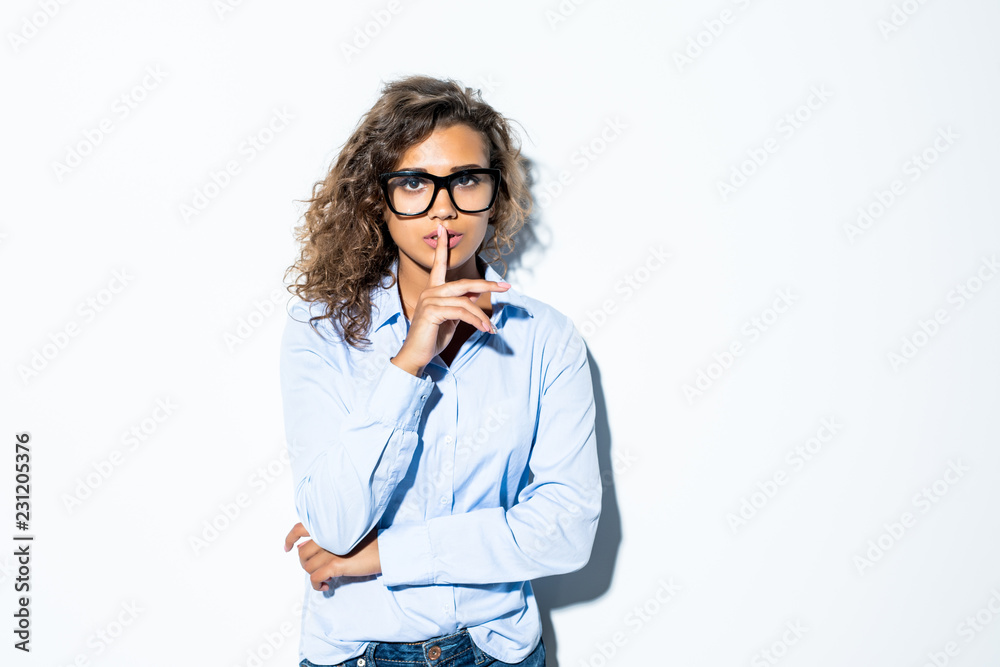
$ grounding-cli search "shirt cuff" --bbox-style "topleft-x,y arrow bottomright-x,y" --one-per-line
365,358 -> 433,431
378,521 -> 434,586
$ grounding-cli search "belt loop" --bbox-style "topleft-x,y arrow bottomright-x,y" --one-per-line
363,639 -> 378,666
464,629 -> 492,665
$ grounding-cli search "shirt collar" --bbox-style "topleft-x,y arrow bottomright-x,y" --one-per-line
371,252 -> 532,333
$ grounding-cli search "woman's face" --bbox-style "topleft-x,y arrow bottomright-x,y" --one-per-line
384,123 -> 493,277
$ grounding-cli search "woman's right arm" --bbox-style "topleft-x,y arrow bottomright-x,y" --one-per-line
282,225 -> 509,556
279,300 -> 433,556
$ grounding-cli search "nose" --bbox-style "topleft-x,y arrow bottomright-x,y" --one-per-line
428,184 -> 457,219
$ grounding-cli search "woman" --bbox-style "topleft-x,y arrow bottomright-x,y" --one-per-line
279,75 -> 601,667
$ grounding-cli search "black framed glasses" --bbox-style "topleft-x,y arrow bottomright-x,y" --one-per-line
379,168 -> 501,217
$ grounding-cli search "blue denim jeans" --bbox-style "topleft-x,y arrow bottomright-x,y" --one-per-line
299,627 -> 545,667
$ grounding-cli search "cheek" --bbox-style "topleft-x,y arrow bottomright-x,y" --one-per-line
385,219 -> 404,246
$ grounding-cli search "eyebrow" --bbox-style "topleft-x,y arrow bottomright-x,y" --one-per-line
396,164 -> 487,173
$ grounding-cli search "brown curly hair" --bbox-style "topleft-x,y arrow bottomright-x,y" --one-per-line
284,75 -> 532,350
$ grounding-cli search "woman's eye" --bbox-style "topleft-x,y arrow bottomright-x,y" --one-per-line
454,174 -> 481,188
401,177 -> 427,190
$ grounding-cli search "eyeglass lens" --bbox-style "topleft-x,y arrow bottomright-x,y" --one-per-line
385,172 -> 496,215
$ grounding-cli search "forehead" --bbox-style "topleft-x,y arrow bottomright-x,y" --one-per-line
395,123 -> 489,170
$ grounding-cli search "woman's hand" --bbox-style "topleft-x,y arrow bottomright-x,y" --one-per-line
283,522 -> 382,591
392,222 -> 510,375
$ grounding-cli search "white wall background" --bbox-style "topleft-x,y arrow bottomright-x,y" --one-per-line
2,1 -> 999,665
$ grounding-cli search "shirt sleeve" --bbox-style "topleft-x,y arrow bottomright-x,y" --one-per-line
377,319 -> 602,586
280,300 -> 433,556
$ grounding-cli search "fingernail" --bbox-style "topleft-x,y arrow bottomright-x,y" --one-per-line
498,282 -> 510,288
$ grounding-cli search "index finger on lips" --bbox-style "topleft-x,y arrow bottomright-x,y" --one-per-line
428,222 -> 448,288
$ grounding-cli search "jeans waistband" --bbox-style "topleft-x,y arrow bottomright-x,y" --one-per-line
345,627 -> 494,667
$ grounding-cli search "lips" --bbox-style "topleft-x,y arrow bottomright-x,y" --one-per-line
424,232 -> 463,249
424,230 -> 461,239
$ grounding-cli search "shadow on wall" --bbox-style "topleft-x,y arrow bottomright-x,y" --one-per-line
482,155 -> 547,281
487,156 -> 622,667
534,351 -> 619,667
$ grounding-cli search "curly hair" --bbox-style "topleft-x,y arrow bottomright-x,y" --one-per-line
284,75 -> 532,350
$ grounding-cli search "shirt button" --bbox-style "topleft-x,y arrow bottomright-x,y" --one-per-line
420,394 -> 427,400
444,435 -> 453,444
439,496 -> 448,505
428,645 -> 442,660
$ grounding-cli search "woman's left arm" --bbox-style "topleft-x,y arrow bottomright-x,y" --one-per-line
376,322 -> 603,586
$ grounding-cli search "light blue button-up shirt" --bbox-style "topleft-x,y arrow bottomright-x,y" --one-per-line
279,252 -> 602,665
